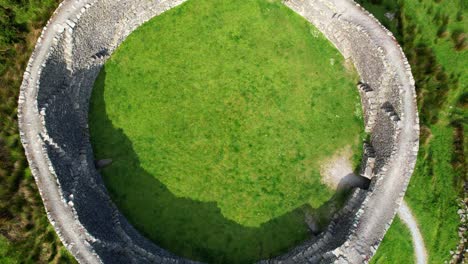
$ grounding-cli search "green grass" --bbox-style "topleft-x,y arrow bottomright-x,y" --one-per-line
0,0 -> 60,74
89,0 -> 364,262
0,236 -> 19,264
370,217 -> 415,264
357,0 -> 467,263
405,125 -> 462,263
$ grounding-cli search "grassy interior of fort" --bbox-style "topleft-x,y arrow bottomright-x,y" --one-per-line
359,0 -> 467,263
88,0 -> 364,262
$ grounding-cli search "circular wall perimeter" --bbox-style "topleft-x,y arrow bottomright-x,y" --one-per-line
18,0 -> 419,263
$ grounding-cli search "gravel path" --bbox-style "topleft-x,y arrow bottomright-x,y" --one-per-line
398,201 -> 428,264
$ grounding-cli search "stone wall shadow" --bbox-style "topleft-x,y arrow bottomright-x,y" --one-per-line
89,66 -> 351,264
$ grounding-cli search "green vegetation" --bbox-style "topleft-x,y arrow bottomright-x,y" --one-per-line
406,125 -> 462,263
0,236 -> 19,264
358,0 -> 467,263
371,218 -> 414,264
0,0 -> 76,263
0,0 -> 465,263
89,0 -> 363,262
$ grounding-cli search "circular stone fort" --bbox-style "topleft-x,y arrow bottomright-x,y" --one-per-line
18,0 -> 420,263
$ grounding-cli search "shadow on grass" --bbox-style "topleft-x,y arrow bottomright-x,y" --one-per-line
89,67 -> 355,264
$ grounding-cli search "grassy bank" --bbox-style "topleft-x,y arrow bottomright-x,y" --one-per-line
0,0 -> 76,263
358,0 -> 467,263
89,0 -> 363,262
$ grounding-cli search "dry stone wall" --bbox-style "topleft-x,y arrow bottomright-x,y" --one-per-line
18,0 -> 419,263
278,0 -> 419,262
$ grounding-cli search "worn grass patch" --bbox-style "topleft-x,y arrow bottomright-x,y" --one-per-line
89,0 -> 363,262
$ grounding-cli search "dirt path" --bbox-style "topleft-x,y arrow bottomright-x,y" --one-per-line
398,201 -> 428,264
